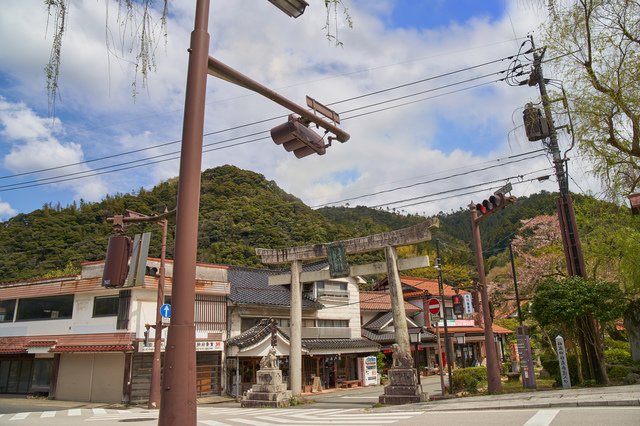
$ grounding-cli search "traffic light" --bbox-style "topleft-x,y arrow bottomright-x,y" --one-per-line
271,114 -> 327,158
452,294 -> 463,316
523,103 -> 550,141
102,235 -> 132,288
475,193 -> 504,216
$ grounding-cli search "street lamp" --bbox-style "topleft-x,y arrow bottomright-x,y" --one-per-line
268,0 -> 309,18
454,332 -> 466,345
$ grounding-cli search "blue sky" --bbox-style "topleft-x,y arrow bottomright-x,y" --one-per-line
0,0 -> 594,220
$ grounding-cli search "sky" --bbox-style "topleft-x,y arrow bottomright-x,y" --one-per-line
0,0 -> 600,221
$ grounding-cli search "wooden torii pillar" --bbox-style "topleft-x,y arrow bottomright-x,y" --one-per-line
255,219 -> 439,397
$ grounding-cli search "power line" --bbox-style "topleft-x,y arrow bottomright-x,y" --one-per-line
0,53 -> 522,184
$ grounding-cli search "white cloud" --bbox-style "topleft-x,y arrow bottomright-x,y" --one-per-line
0,97 -> 108,202
0,0 -> 600,216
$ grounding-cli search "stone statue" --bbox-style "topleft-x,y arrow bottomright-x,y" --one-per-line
260,347 -> 279,370
391,343 -> 413,368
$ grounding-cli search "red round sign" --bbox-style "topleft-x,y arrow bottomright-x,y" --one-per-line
428,298 -> 441,315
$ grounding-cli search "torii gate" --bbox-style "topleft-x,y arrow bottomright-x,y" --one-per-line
255,218 -> 439,397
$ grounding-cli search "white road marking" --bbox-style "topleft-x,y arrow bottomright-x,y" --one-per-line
9,412 -> 31,421
92,408 -> 107,415
68,408 -> 82,416
40,411 -> 56,418
524,409 -> 560,426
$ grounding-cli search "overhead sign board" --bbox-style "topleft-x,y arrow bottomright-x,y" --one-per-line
463,293 -> 474,315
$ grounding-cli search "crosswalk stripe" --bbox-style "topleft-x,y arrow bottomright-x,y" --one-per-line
117,410 -> 131,413
9,412 -> 31,421
524,409 -> 560,426
40,411 -> 56,418
68,408 -> 82,416
228,419 -> 274,426
199,420 -> 232,426
92,408 -> 107,415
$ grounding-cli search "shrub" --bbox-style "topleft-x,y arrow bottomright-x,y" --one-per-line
502,362 -> 512,374
541,354 -> 579,385
454,366 -> 487,382
608,365 -> 631,380
452,367 -> 487,393
605,339 -> 631,352
605,348 -> 632,365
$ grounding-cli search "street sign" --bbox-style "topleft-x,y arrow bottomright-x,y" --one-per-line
463,293 -> 474,315
428,298 -> 441,315
160,304 -> 171,318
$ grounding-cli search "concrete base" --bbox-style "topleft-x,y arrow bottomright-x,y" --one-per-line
241,369 -> 292,408
378,367 -> 427,405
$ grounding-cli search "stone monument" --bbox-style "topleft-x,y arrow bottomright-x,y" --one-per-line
241,347 -> 292,408
378,344 -> 428,405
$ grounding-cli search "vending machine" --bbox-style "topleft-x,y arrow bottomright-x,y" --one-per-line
357,356 -> 378,386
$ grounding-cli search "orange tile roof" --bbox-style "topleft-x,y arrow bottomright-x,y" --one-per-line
359,291 -> 421,312
50,345 -> 134,353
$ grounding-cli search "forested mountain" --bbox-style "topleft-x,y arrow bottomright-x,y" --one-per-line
0,164 -> 598,284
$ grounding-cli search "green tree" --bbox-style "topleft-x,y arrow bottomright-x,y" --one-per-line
540,0 -> 640,200
531,275 -> 626,384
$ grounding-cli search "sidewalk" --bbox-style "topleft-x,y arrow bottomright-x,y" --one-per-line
370,383 -> 640,412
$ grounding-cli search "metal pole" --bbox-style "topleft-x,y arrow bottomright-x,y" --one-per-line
435,239 -> 453,394
158,0 -> 210,423
435,322 -> 445,396
470,206 -> 503,394
508,242 -> 523,326
148,216 -> 168,409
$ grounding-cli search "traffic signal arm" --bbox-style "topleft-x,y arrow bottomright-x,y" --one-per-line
473,195 -> 516,224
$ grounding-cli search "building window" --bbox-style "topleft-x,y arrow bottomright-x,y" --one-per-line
316,281 -> 349,299
316,319 -> 348,328
16,295 -> 74,321
302,319 -> 315,327
116,290 -> 131,330
240,318 -> 261,332
93,295 -> 119,317
444,307 -> 454,320
0,299 -> 16,322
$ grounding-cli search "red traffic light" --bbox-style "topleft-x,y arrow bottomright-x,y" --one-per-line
271,115 -> 327,159
475,193 -> 507,216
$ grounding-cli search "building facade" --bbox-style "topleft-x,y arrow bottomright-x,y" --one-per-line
0,258 -> 229,404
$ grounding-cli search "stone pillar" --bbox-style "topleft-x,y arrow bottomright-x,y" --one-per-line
290,260 -> 302,397
385,246 -> 410,354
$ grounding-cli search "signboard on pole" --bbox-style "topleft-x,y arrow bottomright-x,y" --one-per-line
463,293 -> 474,315
428,298 -> 441,315
161,304 -> 171,325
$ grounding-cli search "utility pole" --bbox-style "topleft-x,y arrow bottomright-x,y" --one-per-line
529,35 -> 601,382
107,209 -> 174,409
435,239 -> 453,394
469,205 -> 503,394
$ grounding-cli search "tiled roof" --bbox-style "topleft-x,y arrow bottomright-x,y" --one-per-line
359,291 -> 421,312
362,328 -> 436,344
374,276 -> 466,298
50,344 -> 134,353
363,312 -> 394,330
227,319 -> 289,350
0,348 -> 27,354
227,265 -> 324,309
25,340 -> 57,347
226,318 -> 381,351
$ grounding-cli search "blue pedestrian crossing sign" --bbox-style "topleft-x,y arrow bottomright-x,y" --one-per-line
161,304 -> 171,318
